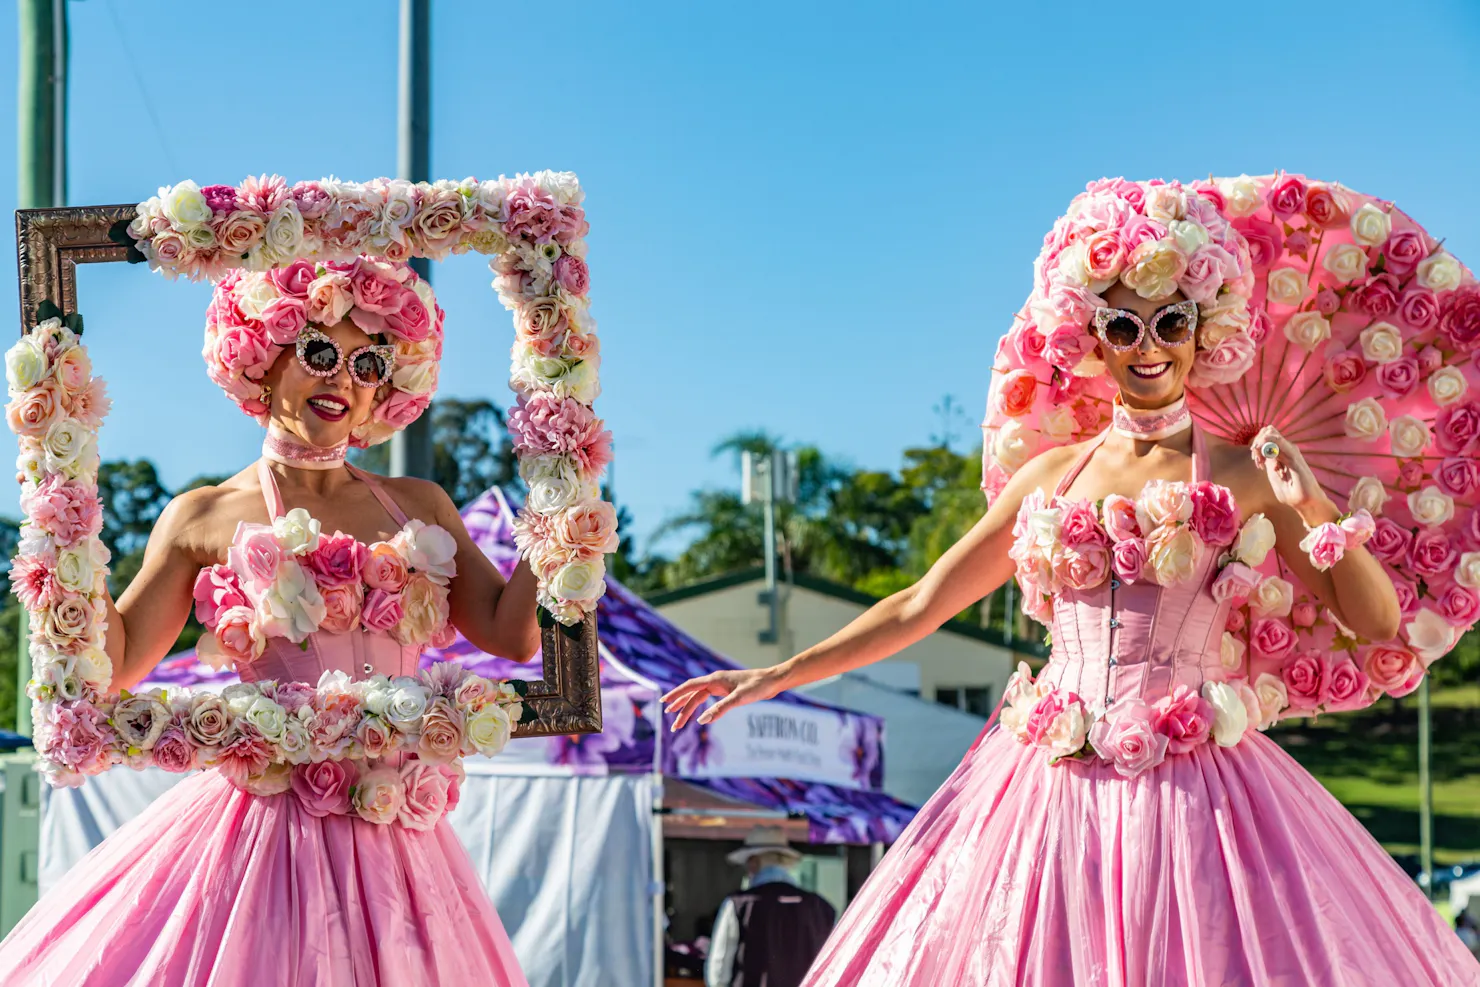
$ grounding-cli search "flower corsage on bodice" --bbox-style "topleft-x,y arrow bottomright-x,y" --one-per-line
1010,479 -> 1267,624
1003,479 -> 1288,777
192,508 -> 459,668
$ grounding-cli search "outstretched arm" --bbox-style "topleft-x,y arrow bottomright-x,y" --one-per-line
431,485 -> 542,663
663,449 -> 1070,728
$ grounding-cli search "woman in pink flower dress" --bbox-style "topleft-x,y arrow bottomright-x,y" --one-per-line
664,179 -> 1480,985
0,259 -> 538,985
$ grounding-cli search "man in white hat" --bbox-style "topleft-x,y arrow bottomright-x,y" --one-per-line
705,826 -> 836,987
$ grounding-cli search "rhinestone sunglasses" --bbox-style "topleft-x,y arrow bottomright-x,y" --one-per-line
295,328 -> 397,387
1091,299 -> 1199,352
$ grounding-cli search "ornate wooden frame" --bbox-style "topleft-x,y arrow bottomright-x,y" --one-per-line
15,204 -> 603,738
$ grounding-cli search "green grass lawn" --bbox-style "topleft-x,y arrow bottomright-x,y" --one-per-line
1269,688 -> 1480,866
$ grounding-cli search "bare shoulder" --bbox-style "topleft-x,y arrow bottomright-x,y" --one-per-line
995,440 -> 1093,507
375,474 -> 459,524
1204,434 -> 1275,509
153,466 -> 260,565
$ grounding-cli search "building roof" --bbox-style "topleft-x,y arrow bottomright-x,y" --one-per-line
646,566 -> 1049,657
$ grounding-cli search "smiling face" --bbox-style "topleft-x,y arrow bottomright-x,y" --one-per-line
263,320 -> 383,447
1094,283 -> 1197,410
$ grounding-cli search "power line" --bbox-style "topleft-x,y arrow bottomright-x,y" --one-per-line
102,0 -> 182,177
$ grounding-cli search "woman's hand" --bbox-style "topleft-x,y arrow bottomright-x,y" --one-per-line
1249,425 -> 1337,525
662,666 -> 789,730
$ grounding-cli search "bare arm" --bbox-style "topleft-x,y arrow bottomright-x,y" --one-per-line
1243,427 -> 1401,641
663,448 -> 1075,728
426,483 -> 542,663
110,490 -> 220,691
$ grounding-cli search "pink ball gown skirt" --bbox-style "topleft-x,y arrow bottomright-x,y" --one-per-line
803,436 -> 1480,986
0,770 -> 528,986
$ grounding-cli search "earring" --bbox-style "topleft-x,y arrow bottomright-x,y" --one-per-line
260,384 -> 273,407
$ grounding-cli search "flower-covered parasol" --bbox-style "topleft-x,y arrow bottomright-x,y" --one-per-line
981,173 -> 1480,719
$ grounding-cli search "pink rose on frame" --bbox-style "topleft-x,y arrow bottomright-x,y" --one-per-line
1250,617 -> 1297,662
553,254 -> 591,296
292,759 -> 358,818
1150,686 -> 1214,754
24,475 -> 104,548
1282,651 -> 1330,709
1088,700 -> 1169,779
150,727 -> 196,774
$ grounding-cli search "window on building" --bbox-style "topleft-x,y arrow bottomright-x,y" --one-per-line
935,685 -> 993,718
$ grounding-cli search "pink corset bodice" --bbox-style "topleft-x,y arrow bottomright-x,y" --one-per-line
197,459 -> 456,685
1029,425 -> 1235,710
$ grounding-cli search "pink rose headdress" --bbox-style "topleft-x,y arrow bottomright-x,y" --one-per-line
203,257 -> 443,447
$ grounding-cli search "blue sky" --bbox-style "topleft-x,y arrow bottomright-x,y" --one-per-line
2,0 -> 1479,553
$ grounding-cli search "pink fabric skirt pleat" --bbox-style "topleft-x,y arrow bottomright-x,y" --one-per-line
803,729 -> 1480,987
0,771 -> 528,987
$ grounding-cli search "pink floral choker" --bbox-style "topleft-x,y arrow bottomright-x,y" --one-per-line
1112,396 -> 1191,442
262,427 -> 348,470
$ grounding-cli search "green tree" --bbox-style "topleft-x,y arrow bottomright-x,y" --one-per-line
353,398 -> 518,507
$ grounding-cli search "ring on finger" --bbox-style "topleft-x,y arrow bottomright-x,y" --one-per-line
1259,441 -> 1280,459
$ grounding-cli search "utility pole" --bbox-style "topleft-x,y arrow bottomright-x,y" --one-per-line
1418,676 -> 1434,897
16,0 -> 68,735
742,450 -> 798,659
389,0 -> 434,481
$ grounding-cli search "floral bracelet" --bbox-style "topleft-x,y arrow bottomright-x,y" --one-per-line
1298,508 -> 1375,571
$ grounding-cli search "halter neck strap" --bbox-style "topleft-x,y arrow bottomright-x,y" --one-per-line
256,460 -> 411,529
1052,419 -> 1209,498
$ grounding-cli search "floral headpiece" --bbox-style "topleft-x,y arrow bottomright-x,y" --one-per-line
1026,177 -> 1258,382
204,257 -> 443,447
981,178 -> 1259,496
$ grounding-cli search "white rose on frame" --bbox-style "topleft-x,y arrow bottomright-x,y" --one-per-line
1344,398 -> 1387,442
1358,322 -> 1403,364
1349,203 -> 1392,247
1348,476 -> 1389,516
161,180 -> 212,229
1407,487 -> 1454,528
521,454 -> 584,513
1388,415 -> 1431,458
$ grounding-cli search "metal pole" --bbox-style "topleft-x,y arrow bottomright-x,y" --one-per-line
389,0 -> 434,480
16,0 -> 66,734
1418,676 -> 1433,897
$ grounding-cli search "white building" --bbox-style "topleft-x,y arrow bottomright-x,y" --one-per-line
648,568 -> 1047,804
